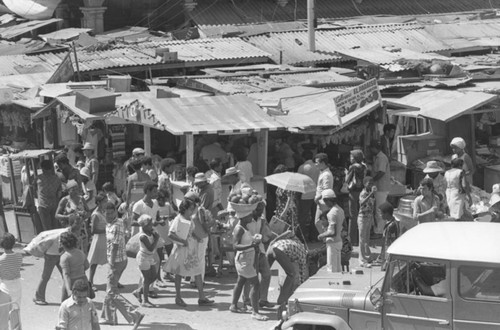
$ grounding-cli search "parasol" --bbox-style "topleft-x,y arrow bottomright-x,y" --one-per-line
264,171 -> 316,194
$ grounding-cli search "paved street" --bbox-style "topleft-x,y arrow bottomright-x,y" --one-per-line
11,242 -> 382,330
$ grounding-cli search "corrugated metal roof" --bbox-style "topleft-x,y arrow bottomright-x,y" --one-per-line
336,48 -> 451,71
190,0 -> 497,25
128,38 -> 271,62
0,38 -> 271,75
244,23 -> 449,65
425,19 -> 500,50
113,95 -> 285,135
393,88 -> 498,122
39,28 -> 92,42
0,71 -> 53,88
0,39 -> 48,55
198,22 -> 308,38
189,71 -> 360,94
0,18 -> 60,40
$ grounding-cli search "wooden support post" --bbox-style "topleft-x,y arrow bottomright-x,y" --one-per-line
144,126 -> 151,156
186,134 -> 194,167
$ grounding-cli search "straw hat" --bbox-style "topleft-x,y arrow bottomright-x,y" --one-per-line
223,167 -> 240,177
132,148 -> 145,156
194,172 -> 207,184
184,191 -> 200,202
82,142 -> 94,151
423,161 -> 443,174
66,180 -> 78,190
321,189 -> 336,199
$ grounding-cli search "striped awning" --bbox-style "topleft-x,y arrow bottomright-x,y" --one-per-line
111,95 -> 285,135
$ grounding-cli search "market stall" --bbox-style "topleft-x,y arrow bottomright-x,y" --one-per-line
107,93 -> 286,207
2,149 -> 54,243
389,87 -> 500,190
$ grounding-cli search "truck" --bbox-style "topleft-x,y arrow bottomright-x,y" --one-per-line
277,222 -> 500,330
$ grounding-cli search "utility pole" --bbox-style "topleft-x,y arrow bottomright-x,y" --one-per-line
308,0 -> 315,51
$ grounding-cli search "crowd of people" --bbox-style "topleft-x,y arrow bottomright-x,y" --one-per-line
0,129 -> 494,329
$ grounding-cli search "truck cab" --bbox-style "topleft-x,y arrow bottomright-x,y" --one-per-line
278,222 -> 500,330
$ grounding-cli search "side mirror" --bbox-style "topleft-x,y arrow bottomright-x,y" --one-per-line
370,288 -> 383,311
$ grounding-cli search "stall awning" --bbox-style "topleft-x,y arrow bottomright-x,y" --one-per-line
112,95 -> 285,135
391,88 -> 498,122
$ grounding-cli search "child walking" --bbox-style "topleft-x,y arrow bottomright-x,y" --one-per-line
136,214 -> 160,307
377,202 -> 400,271
229,205 -> 268,321
358,176 -> 376,267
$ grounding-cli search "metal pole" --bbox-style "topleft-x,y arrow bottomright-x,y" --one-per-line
308,0 -> 315,52
72,42 -> 81,82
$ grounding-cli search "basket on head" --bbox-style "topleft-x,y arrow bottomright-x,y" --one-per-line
229,202 -> 258,218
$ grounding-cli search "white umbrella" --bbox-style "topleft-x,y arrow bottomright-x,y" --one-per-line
264,172 -> 316,194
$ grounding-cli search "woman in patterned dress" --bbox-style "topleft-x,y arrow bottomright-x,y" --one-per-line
56,180 -> 90,253
87,193 -> 108,289
164,198 -> 214,307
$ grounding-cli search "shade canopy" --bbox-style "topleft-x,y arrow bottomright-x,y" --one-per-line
265,172 -> 316,194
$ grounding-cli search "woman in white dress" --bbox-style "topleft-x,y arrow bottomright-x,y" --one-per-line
87,193 -> 108,289
165,198 -> 214,307
445,158 -> 471,220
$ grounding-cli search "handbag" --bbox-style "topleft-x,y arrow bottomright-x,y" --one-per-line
269,215 -> 289,236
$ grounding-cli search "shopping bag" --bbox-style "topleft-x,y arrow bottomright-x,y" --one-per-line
269,216 -> 289,235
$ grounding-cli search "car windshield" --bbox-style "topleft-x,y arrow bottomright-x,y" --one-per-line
459,266 -> 500,302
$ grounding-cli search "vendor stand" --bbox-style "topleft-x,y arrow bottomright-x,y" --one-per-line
389,87 -> 500,191
2,149 -> 54,243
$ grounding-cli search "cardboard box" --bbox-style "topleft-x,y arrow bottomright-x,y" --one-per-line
75,89 -> 117,114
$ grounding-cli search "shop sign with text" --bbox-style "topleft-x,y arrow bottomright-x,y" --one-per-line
333,79 -> 381,118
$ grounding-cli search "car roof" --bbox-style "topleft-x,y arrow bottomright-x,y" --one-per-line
387,222 -> 500,264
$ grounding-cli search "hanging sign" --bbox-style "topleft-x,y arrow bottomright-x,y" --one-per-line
106,99 -> 166,131
333,78 -> 381,118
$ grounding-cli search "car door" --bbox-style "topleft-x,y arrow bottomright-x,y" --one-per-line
382,257 -> 453,330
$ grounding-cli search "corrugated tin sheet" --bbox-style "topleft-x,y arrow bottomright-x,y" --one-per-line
113,95 -> 285,135
393,88 -> 498,122
0,71 -> 53,88
0,18 -> 61,40
0,38 -> 271,75
190,71 -> 360,94
190,0 -> 498,25
425,20 -> 500,50
39,28 -> 92,42
337,49 -> 451,71
244,23 -> 449,65
198,22 -> 308,38
127,38 -> 271,62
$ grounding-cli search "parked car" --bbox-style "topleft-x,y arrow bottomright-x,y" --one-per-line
276,222 -> 500,330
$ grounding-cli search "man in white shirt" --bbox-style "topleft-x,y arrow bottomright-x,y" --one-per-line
370,140 -> 391,234
313,153 -> 333,235
206,158 -> 223,214
298,150 -> 319,241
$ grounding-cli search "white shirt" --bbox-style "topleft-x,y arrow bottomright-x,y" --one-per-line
316,168 -> 333,199
235,160 -> 253,184
133,199 -> 159,220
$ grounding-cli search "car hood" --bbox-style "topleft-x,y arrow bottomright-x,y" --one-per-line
289,266 -> 385,311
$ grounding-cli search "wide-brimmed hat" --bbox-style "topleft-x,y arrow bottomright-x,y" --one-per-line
224,167 -> 240,177
132,147 -> 145,156
66,180 -> 78,190
82,142 -> 94,151
80,167 -> 90,178
423,161 -> 443,173
321,189 -> 336,199
194,172 -> 207,184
